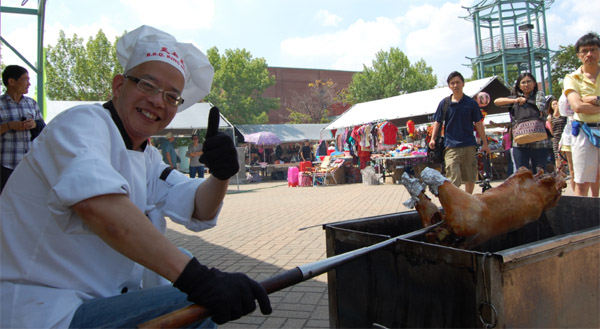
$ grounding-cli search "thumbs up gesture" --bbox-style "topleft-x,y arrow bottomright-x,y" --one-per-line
199,107 -> 239,180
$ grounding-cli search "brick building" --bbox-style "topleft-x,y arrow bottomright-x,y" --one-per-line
264,67 -> 357,124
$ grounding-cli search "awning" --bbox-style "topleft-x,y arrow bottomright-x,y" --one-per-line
237,124 -> 334,143
323,76 -> 511,131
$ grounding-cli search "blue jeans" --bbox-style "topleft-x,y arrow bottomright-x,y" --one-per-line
189,166 -> 205,178
505,150 -> 514,176
511,147 -> 548,173
69,285 -> 216,328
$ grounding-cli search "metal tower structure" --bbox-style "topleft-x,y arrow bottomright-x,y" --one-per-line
0,0 -> 48,114
463,0 -> 554,94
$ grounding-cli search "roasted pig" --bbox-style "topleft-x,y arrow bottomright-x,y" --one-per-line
403,167 -> 567,248
400,172 -> 443,228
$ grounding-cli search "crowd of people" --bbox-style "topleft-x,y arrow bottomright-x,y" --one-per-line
492,32 -> 599,197
0,24 -> 598,328
248,143 -> 302,164
428,33 -> 599,198
247,139 -> 340,165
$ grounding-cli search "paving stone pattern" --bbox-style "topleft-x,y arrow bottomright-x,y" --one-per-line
166,178 -> 575,328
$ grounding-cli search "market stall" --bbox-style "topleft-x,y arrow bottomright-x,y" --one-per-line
323,76 -> 511,131
319,77 -> 512,182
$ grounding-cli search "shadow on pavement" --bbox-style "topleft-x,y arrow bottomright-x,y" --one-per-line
165,228 -> 330,329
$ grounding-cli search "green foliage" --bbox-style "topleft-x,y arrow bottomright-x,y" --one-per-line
319,109 -> 332,123
287,79 -> 338,123
204,47 -> 279,124
254,112 -> 270,124
287,111 -> 312,124
45,30 -> 122,101
473,63 -> 520,92
400,59 -> 437,94
342,47 -> 437,105
550,45 -> 579,98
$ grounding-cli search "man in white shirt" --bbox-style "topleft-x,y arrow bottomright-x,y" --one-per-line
0,25 -> 270,328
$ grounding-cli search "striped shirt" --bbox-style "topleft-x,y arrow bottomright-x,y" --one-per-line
0,93 -> 43,169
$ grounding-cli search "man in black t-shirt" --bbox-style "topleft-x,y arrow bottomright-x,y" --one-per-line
300,141 -> 312,161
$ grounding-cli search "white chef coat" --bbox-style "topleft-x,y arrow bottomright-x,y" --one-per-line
0,103 -> 219,328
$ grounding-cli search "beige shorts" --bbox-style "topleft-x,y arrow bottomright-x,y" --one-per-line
571,131 -> 600,184
444,146 -> 477,186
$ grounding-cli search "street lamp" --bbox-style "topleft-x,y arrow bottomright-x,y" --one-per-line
518,23 -> 534,73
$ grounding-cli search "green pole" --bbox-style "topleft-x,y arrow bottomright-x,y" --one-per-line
37,0 -> 48,118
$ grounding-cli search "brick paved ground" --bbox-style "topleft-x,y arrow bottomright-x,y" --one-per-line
165,176 -> 576,328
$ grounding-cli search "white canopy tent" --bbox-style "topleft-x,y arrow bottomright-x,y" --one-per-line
237,124 -> 334,143
45,101 -> 235,137
323,76 -> 511,132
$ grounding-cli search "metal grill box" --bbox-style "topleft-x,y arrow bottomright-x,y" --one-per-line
324,196 -> 600,328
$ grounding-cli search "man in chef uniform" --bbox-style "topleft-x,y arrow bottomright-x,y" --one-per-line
0,25 -> 271,328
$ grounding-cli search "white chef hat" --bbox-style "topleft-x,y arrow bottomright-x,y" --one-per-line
116,25 -> 214,112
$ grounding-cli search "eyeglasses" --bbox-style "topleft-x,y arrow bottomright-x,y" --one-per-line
124,75 -> 184,106
578,47 -> 599,55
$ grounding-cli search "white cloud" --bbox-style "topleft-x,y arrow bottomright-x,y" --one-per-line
45,17 -> 122,46
280,17 -> 402,71
119,0 -> 215,30
1,22 -> 39,70
395,4 -> 438,28
280,2 -> 477,81
315,9 -> 342,27
402,2 -> 475,82
557,0 -> 600,42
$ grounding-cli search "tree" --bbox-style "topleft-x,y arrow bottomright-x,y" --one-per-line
550,45 -> 579,99
342,47 -> 437,105
204,47 -> 279,124
45,30 -> 121,101
287,79 -> 340,123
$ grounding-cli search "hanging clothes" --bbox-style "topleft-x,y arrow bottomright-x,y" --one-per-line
377,121 -> 398,150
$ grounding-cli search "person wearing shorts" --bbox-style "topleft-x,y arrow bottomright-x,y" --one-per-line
564,32 -> 600,197
444,146 -> 478,188
429,71 -> 490,194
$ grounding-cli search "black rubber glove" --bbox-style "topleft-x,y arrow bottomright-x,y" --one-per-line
199,106 -> 239,180
174,257 -> 272,324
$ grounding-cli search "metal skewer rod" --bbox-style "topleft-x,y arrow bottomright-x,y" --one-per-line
138,221 -> 443,328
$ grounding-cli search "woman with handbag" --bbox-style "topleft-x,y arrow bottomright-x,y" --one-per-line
494,73 -> 551,173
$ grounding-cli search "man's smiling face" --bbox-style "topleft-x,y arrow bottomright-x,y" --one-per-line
112,61 -> 184,148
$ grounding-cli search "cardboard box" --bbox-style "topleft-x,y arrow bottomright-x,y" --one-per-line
326,166 -> 345,185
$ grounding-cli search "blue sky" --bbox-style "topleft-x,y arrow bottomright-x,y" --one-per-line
2,0 -> 599,93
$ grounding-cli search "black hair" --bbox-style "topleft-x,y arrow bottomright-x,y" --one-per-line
2,65 -> 28,86
544,95 -> 556,112
446,71 -> 464,84
514,72 -> 538,96
575,32 -> 600,53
